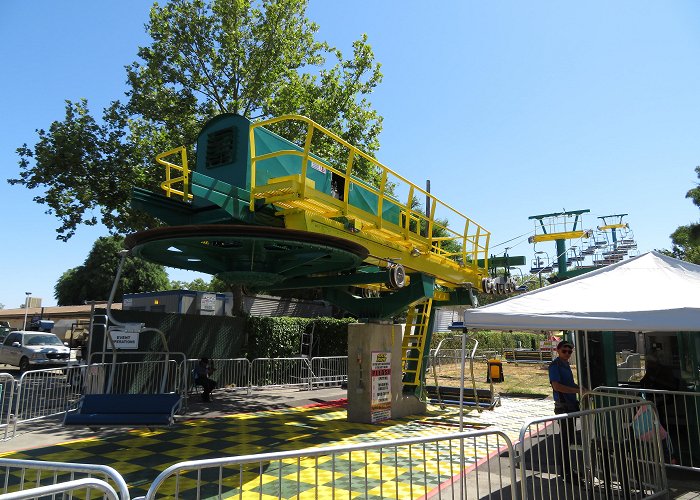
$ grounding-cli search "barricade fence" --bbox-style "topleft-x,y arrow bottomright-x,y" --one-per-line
0,373 -> 16,441
0,458 -> 129,499
133,429 -> 516,500
594,386 -> 700,471
14,364 -> 87,426
518,400 -> 668,500
249,357 -> 313,389
185,358 -> 251,393
89,351 -> 188,396
186,356 -> 348,393
425,348 -> 563,368
309,356 -> 347,388
1,399 -> 672,499
2,355 -> 346,440
0,478 -> 120,500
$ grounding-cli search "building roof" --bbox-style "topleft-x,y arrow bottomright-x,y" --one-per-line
0,303 -> 122,320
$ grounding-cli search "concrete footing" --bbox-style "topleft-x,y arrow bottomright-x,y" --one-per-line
347,322 -> 426,423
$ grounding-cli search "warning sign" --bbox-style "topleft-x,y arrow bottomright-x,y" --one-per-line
370,351 -> 391,423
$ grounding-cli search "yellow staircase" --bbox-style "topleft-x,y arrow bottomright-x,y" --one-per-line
401,299 -> 433,388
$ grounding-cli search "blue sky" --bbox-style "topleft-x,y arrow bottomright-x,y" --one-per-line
1,1 -> 699,309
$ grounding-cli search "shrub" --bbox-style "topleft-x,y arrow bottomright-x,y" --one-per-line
245,317 -> 355,358
430,329 -> 543,351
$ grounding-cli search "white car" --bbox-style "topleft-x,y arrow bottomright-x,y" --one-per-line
0,331 -> 71,371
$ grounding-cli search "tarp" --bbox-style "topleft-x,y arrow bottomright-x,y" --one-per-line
463,251 -> 700,332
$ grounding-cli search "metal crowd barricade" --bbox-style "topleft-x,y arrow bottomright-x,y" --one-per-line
89,352 -> 188,396
134,429 -> 516,500
95,359 -> 180,395
249,357 -> 314,389
518,400 -> 668,500
0,478 -> 120,500
13,364 -> 87,428
185,358 -> 251,393
309,356 -> 347,388
0,458 -> 130,499
0,373 -> 16,441
594,386 -> 700,471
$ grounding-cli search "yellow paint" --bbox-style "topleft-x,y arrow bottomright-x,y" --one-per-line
598,223 -> 628,231
401,299 -> 433,387
250,115 -> 490,290
155,115 -> 490,291
529,230 -> 588,243
157,146 -> 192,201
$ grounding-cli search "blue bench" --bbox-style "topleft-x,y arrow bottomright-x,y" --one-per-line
64,393 -> 182,427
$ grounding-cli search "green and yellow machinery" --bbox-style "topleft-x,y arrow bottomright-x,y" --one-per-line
129,114 -> 515,390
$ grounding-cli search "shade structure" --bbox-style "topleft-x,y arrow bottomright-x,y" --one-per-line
464,251 -> 700,332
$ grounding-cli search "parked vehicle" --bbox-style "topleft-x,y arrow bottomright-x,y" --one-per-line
0,331 -> 71,371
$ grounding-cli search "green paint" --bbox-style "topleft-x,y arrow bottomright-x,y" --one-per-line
323,274 -> 435,319
556,239 -> 567,274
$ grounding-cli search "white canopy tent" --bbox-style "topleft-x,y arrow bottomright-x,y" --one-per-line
452,251 -> 700,428
463,251 -> 700,332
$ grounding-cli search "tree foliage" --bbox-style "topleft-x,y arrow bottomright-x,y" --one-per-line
11,0 -> 383,240
54,236 -> 169,305
169,275 -> 233,292
665,166 -> 700,264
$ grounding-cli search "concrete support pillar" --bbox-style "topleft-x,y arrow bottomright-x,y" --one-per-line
347,322 -> 426,423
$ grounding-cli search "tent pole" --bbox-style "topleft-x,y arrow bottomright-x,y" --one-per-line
459,329 -> 466,431
584,330 -> 592,389
459,328 -> 466,497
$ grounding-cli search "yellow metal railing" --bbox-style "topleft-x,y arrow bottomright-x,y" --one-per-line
249,114 -> 490,271
157,146 -> 192,201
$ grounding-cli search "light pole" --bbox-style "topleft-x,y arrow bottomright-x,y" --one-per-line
22,292 -> 31,330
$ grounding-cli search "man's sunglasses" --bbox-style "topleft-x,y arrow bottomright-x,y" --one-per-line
560,349 -> 573,354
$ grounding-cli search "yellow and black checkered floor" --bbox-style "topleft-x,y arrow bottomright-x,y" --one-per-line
1,397 -> 554,498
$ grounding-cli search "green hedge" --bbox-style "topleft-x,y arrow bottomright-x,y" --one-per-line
246,319 -> 543,358
431,330 -> 542,351
245,317 -> 356,358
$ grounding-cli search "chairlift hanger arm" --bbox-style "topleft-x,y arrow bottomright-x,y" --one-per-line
528,209 -> 590,220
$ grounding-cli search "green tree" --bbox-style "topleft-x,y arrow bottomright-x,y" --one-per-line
169,278 -> 213,291
168,276 -> 239,292
10,0 -> 383,241
665,166 -> 700,264
55,236 -> 169,305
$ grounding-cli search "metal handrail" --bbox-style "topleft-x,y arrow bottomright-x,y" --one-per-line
249,114 -> 490,269
88,353 -> 188,396
594,385 -> 700,471
157,146 -> 191,200
0,373 -> 16,442
0,458 -> 129,499
137,429 -> 515,500
517,400 -> 668,499
0,478 -> 120,500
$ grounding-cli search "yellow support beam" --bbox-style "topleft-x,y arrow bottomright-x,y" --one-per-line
529,230 -> 588,243
598,223 -> 628,231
